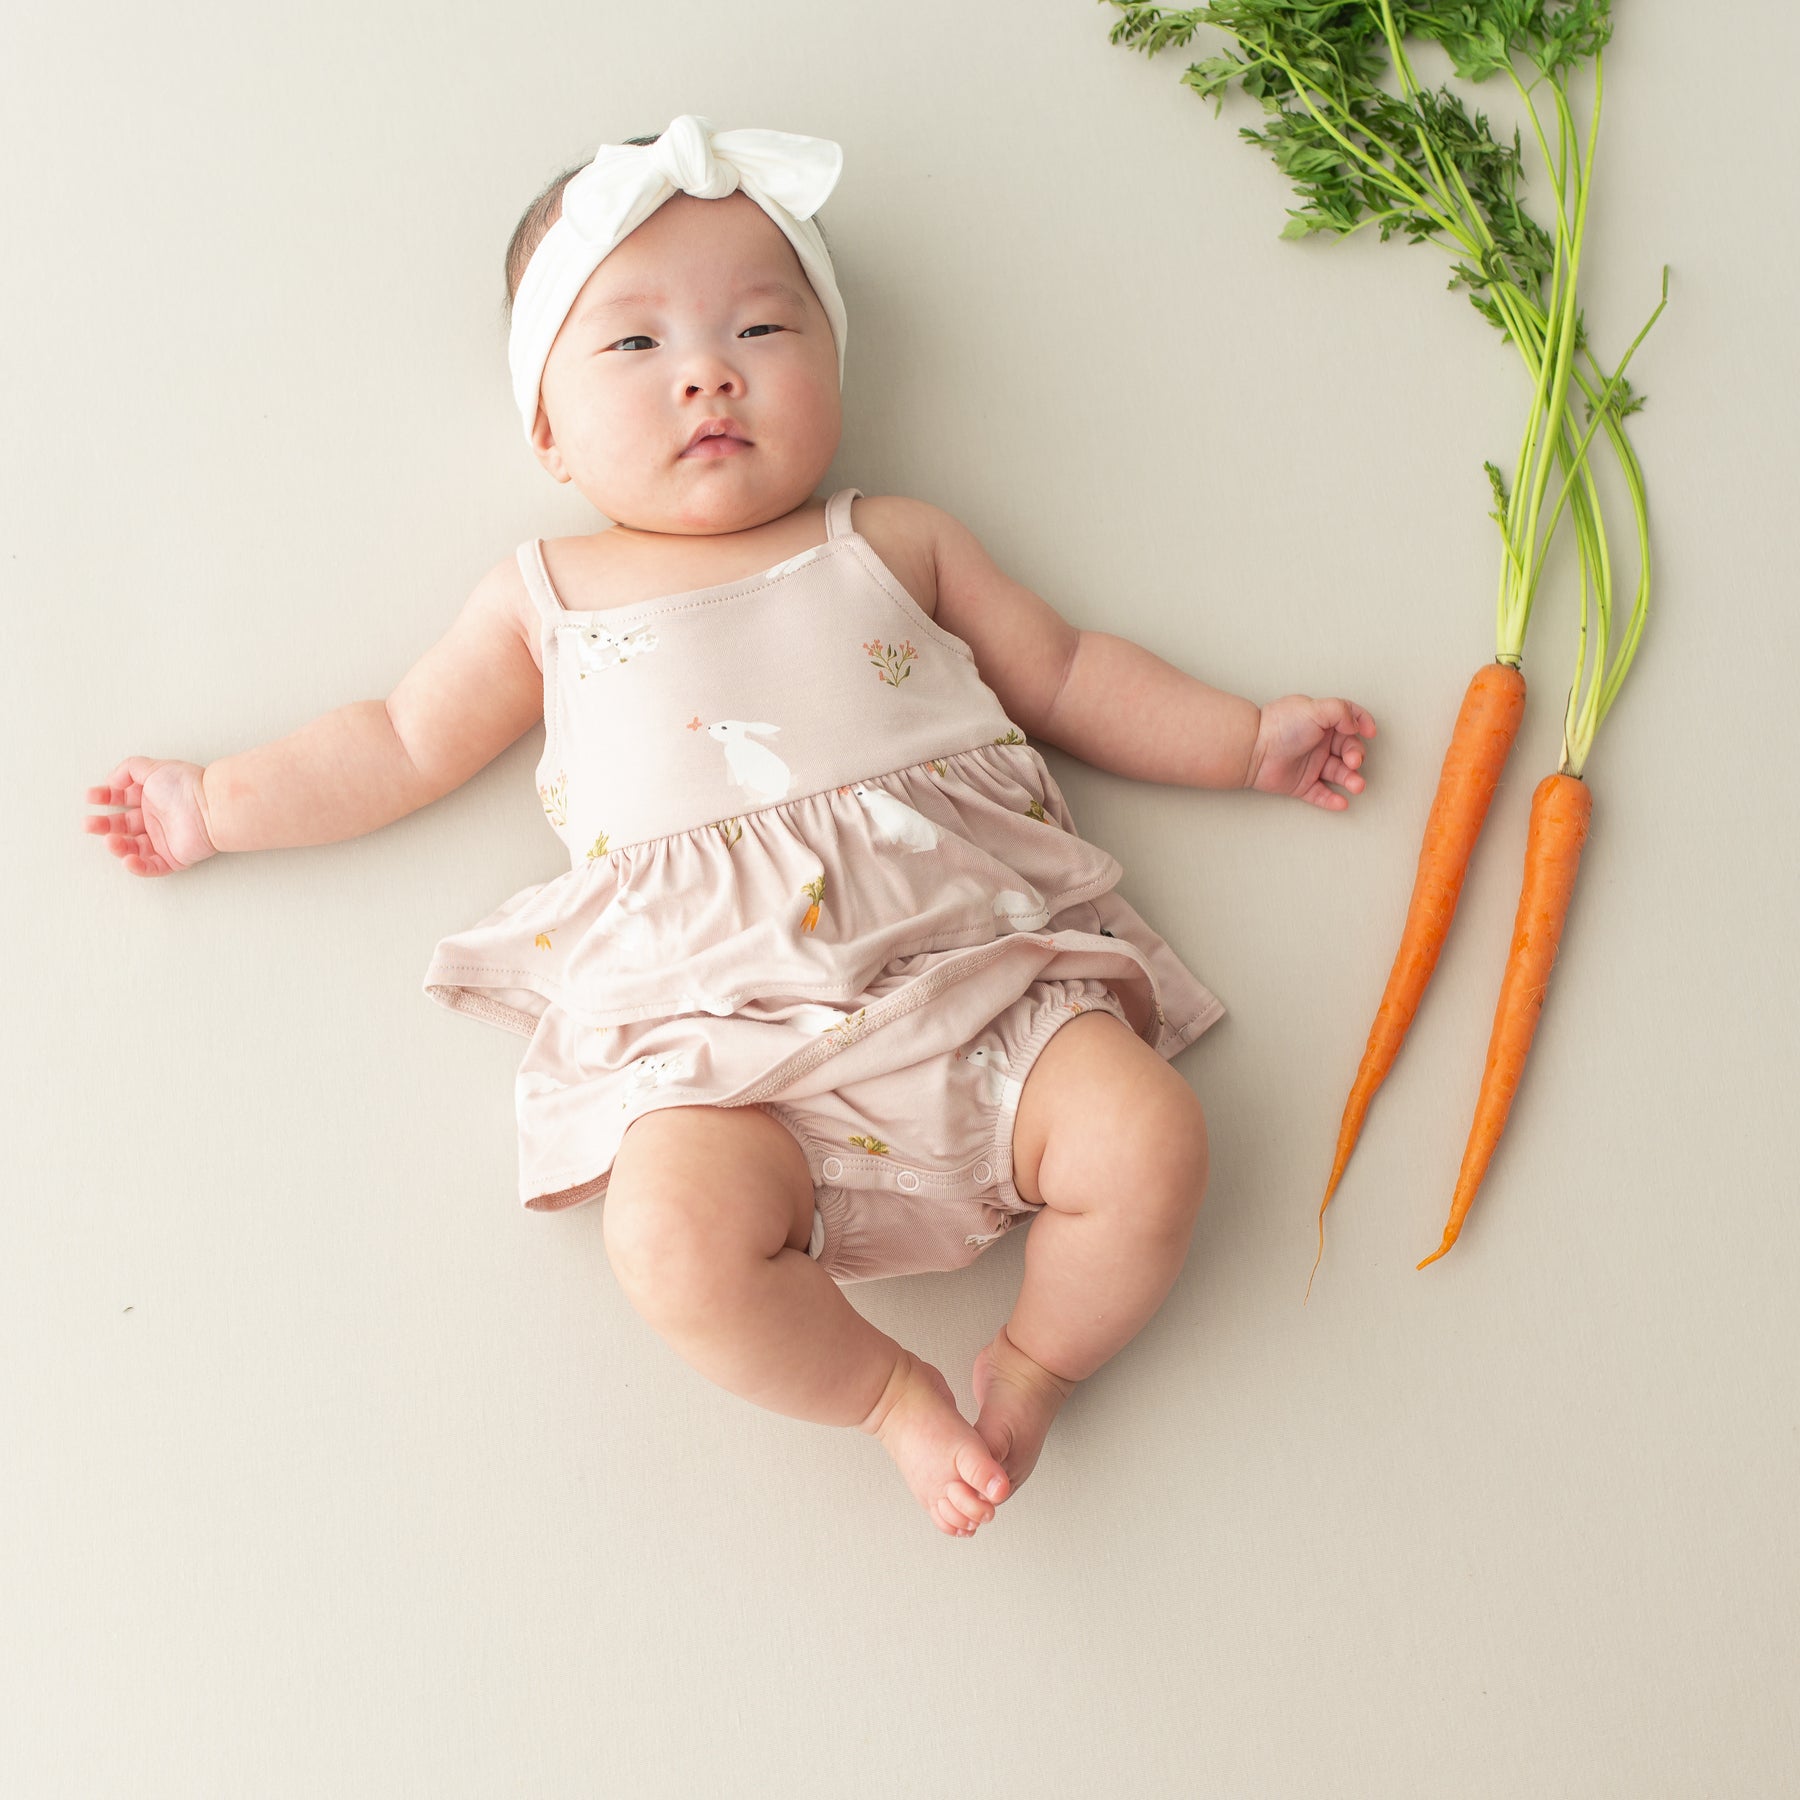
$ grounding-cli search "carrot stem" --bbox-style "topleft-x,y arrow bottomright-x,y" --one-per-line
1417,772 -> 1593,1269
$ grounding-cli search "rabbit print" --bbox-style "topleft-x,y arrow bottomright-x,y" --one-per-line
954,1041 -> 1024,1111
846,780 -> 942,852
615,1045 -> 700,1111
567,620 -> 661,677
688,717 -> 794,803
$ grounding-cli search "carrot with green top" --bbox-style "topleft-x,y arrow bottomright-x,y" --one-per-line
1105,1 -> 1666,1286
1422,255 -> 1666,1268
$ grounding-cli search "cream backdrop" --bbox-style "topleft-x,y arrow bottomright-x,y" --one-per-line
8,2 -> 1798,1795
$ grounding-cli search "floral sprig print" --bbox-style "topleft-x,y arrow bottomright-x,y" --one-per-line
538,771 -> 568,827
1025,797 -> 1048,824
534,930 -> 555,950
847,1133 -> 891,1156
712,818 -> 743,849
993,727 -> 1026,746
800,874 -> 826,933
584,828 -> 610,862
864,638 -> 917,687
825,1007 -> 870,1044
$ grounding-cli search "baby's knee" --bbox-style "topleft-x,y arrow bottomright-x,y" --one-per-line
603,1179 -> 738,1321
601,1106 -> 808,1313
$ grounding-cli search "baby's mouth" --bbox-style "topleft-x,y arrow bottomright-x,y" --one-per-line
681,434 -> 752,458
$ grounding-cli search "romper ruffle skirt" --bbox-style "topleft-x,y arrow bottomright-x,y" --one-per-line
421,488 -> 1226,1221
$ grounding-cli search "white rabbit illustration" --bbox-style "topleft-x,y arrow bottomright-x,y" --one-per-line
616,1046 -> 699,1109
569,621 -> 660,676
601,886 -> 659,967
955,1042 -> 1022,1109
695,719 -> 793,802
848,781 -> 942,852
992,885 -> 1052,930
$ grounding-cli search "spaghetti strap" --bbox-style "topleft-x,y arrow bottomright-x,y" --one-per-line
516,540 -> 568,627
824,487 -> 862,540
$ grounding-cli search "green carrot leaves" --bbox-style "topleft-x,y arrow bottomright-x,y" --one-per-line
1103,0 -> 1665,775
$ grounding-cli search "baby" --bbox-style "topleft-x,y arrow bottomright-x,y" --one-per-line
82,116 -> 1375,1540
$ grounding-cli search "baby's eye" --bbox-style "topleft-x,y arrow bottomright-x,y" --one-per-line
607,325 -> 784,353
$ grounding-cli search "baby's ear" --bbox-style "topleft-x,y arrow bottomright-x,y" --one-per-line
529,404 -> 570,483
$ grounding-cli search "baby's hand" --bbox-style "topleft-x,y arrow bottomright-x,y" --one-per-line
1243,696 -> 1376,812
82,757 -> 218,877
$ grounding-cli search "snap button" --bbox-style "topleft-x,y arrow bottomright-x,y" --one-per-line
973,1160 -> 993,1185
896,1169 -> 920,1192
821,1155 -> 843,1181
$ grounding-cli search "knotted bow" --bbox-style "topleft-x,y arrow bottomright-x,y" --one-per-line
508,114 -> 847,444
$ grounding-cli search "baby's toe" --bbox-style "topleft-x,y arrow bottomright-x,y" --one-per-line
944,1478 -> 996,1528
934,1496 -> 975,1537
955,1440 -> 1010,1507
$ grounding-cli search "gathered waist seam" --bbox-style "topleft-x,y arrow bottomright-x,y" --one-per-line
557,733 -> 1037,867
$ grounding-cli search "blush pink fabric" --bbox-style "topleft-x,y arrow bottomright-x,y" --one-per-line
421,487 -> 1226,1222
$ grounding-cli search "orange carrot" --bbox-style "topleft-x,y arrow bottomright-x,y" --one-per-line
1306,659 -> 1526,1299
1417,772 -> 1592,1268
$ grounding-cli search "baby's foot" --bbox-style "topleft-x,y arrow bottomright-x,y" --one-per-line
859,1348 -> 1012,1538
971,1324 -> 1079,1496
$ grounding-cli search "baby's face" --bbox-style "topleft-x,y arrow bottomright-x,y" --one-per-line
532,191 -> 842,537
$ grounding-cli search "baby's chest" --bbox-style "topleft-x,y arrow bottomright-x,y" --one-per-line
519,529 -> 939,674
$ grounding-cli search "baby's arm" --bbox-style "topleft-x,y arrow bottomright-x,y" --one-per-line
928,506 -> 1373,811
83,557 -> 544,875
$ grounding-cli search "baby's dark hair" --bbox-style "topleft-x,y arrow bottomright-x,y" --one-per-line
502,131 -> 832,321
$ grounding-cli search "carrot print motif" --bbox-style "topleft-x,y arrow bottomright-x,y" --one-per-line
864,638 -> 916,686
800,874 -> 826,933
847,1134 -> 891,1156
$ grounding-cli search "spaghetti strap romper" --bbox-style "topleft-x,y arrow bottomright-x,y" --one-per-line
422,487 -> 1226,1284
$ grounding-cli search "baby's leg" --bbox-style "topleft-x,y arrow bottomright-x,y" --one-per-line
603,1103 -> 1013,1537
973,1011 -> 1209,1490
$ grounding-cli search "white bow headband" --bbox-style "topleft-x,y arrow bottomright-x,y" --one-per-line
507,114 -> 847,444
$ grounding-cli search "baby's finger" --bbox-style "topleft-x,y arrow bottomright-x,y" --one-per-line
116,834 -> 174,877
83,781 -> 131,817
1322,754 -> 1363,791
87,801 -> 144,837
